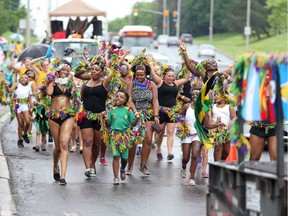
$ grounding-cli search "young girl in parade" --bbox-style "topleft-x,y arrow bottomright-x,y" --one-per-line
103,90 -> 140,185
5,74 -> 32,147
204,90 -> 236,161
180,89 -> 202,186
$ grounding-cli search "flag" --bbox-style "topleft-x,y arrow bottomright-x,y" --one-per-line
241,64 -> 261,121
259,68 -> 269,121
268,65 -> 277,122
279,62 -> 288,121
194,74 -> 218,149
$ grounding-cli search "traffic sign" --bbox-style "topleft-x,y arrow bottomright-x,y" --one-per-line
244,26 -> 251,36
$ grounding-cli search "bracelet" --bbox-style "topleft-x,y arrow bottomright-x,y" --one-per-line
183,51 -> 187,53
154,115 -> 159,118
227,75 -> 231,80
181,95 -> 185,100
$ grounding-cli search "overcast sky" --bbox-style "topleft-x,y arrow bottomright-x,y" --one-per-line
20,0 -> 152,38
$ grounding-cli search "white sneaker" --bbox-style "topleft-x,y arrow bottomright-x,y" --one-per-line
189,178 -> 195,186
180,169 -> 186,179
90,168 -> 96,177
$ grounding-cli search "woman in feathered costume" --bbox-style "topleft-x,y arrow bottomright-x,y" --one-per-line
44,62 -> 81,186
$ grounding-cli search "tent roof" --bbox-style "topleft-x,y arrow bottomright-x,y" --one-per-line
49,0 -> 106,17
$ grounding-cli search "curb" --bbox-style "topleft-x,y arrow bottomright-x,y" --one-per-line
0,112 -> 17,216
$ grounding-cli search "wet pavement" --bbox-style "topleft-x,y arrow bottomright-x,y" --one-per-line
1,119 -> 208,216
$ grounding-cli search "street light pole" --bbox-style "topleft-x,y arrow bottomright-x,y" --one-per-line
25,0 -> 30,47
176,0 -> 181,38
209,0 -> 214,43
163,0 -> 167,35
245,0 -> 251,51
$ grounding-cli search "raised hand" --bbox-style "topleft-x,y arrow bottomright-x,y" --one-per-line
178,41 -> 187,51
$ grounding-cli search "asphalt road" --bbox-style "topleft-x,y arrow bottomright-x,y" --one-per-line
2,119 -> 209,216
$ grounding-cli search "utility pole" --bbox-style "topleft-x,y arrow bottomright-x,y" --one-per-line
245,0 -> 251,51
163,0 -> 167,35
209,0 -> 214,43
167,12 -> 170,36
25,0 -> 30,47
176,0 -> 181,38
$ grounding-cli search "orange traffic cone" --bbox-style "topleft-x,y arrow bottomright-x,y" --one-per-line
225,145 -> 237,162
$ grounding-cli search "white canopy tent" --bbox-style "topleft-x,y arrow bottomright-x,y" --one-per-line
48,0 -> 107,39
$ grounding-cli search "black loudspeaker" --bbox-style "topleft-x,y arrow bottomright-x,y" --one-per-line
92,20 -> 102,36
51,20 -> 63,34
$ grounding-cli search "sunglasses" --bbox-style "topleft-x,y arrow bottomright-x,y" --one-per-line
28,76 -> 35,79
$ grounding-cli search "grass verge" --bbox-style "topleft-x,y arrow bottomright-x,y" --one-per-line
194,33 -> 287,59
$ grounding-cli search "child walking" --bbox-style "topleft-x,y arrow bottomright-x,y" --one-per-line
104,90 -> 140,185
180,89 -> 202,186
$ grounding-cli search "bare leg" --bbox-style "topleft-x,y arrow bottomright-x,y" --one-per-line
81,128 -> 94,169
22,111 -> 31,135
77,126 -> 83,152
166,123 -> 176,156
127,145 -> 137,172
267,136 -> 277,161
182,143 -> 191,169
214,144 -> 223,161
58,118 -> 74,179
36,131 -> 41,147
48,119 -> 61,174
140,121 -> 153,167
16,113 -> 24,140
112,156 -> 120,179
91,130 -> 101,169
249,134 -> 265,161
70,123 -> 77,152
221,142 -> 231,160
201,146 -> 208,173
156,123 -> 166,155
189,141 -> 201,179
100,141 -> 107,158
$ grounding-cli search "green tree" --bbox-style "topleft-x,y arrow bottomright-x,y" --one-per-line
0,0 -> 26,35
108,16 -> 130,33
266,0 -> 287,34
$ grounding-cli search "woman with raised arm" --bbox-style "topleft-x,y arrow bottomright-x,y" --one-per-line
5,74 -> 32,147
149,54 -> 190,161
179,42 -> 232,83
75,60 -> 114,178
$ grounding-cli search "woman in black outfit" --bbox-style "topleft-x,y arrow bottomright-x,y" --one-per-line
75,62 -> 113,177
149,59 -> 190,160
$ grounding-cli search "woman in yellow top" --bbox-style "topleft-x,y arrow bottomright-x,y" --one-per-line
11,56 -> 32,76
31,57 -> 50,88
